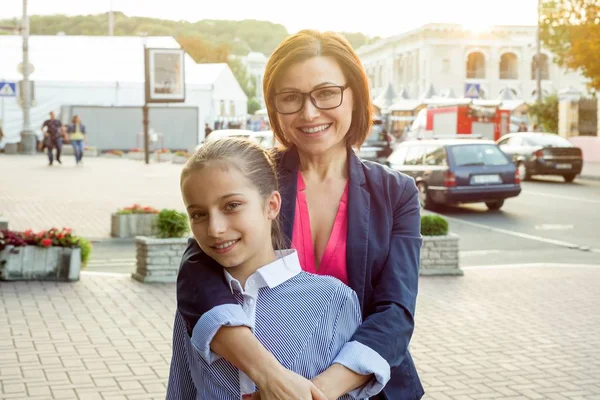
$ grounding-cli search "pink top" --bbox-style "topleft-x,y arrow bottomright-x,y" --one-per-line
291,171 -> 349,285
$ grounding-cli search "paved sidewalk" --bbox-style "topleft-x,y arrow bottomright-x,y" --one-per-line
1,265 -> 600,399
0,154 -> 186,239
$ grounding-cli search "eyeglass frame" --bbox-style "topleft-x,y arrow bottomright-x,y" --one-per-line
273,84 -> 350,115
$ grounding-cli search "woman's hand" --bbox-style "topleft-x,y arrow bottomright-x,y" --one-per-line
249,367 -> 328,400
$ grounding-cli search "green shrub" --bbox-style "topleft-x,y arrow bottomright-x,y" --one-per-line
421,215 -> 449,236
75,237 -> 92,268
156,209 -> 189,238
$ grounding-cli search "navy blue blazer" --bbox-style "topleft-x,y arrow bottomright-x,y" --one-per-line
177,147 -> 424,399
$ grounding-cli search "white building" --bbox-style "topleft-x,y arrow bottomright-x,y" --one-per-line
0,35 -> 247,144
357,23 -> 590,103
237,51 -> 268,107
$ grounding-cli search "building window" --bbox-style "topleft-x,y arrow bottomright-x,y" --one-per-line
499,53 -> 519,80
531,54 -> 549,80
466,52 -> 486,79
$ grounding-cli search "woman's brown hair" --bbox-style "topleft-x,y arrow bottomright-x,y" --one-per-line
263,30 -> 373,149
181,138 -> 286,250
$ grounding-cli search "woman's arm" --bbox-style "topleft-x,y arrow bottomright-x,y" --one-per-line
315,173 -> 421,398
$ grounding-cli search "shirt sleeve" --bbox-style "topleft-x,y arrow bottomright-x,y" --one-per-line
166,311 -> 197,400
328,287 -> 390,399
190,303 -> 253,364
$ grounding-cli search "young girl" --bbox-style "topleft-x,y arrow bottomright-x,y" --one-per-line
167,138 -> 388,399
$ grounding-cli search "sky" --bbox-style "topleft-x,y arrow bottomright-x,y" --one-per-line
2,0 -> 540,37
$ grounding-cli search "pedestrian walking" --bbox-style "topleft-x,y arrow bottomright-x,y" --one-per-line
41,111 -> 63,166
67,115 -> 87,165
176,30 -> 423,400
167,138 -> 388,399
204,123 -> 212,139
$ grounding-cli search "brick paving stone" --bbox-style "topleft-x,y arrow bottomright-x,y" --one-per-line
0,260 -> 598,399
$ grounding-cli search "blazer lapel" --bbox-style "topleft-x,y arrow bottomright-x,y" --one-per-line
277,148 -> 299,241
346,150 -> 370,308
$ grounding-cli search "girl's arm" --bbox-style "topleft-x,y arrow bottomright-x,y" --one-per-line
166,312 -> 197,400
177,239 -> 326,400
315,173 -> 421,398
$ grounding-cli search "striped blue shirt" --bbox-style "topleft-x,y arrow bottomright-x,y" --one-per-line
167,250 -> 390,399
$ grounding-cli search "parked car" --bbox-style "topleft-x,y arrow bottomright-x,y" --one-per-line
387,139 -> 521,211
496,132 -> 583,182
356,119 -> 395,164
195,129 -> 276,151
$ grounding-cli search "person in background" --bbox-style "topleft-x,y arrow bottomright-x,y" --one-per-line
517,122 -> 528,132
204,123 -> 213,139
41,111 -> 63,166
67,115 -> 87,165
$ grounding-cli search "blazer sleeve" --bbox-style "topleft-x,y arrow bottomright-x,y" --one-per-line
350,173 -> 422,369
176,238 -> 242,334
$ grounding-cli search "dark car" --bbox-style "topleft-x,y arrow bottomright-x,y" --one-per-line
387,139 -> 521,211
496,132 -> 583,182
356,120 -> 394,164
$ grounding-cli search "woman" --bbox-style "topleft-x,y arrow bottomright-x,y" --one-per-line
67,115 -> 87,164
177,30 -> 423,400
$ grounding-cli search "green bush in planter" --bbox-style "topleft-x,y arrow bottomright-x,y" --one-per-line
157,209 -> 189,238
421,215 -> 449,236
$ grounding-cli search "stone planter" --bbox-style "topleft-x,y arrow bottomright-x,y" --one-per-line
132,236 -> 189,283
111,213 -> 158,238
419,233 -> 463,276
0,216 -> 8,230
4,143 -> 18,154
127,152 -> 144,161
172,155 -> 189,164
102,153 -> 124,159
0,245 -> 81,281
155,152 -> 173,162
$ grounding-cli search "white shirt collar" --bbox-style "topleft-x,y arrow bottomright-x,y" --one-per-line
224,249 -> 301,293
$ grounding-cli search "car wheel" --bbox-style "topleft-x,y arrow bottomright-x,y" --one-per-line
485,200 -> 504,211
563,174 -> 576,183
517,162 -> 530,181
417,182 -> 436,210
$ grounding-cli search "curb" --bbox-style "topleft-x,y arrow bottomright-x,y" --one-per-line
578,174 -> 600,182
88,237 -> 135,244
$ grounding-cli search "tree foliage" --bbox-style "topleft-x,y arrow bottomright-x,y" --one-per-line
528,93 -> 559,133
540,0 -> 600,90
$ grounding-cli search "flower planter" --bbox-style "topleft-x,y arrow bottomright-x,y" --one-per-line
111,213 -> 158,238
103,153 -> 124,159
127,152 -> 145,161
155,152 -> 173,162
171,155 -> 189,164
132,236 -> 189,283
419,233 -> 463,276
0,216 -> 8,230
0,245 -> 81,281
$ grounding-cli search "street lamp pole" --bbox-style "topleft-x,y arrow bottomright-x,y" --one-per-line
536,0 -> 543,104
20,0 -> 35,154
108,0 -> 114,36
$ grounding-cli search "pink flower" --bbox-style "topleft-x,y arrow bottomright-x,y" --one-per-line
41,238 -> 52,247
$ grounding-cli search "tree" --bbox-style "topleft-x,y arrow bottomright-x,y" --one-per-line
176,36 -> 230,63
540,0 -> 600,90
528,93 -> 559,133
247,97 -> 262,115
227,58 -> 256,98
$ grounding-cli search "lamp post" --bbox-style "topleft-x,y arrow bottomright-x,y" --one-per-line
140,33 -> 150,164
20,0 -> 36,154
536,0 -> 543,104
108,0 -> 115,36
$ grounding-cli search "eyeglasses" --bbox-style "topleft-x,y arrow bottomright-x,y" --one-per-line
273,84 -> 350,115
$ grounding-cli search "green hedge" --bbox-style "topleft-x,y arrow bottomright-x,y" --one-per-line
421,215 -> 449,236
157,209 -> 189,238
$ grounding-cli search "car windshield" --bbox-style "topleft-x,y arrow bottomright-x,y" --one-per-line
527,134 -> 573,147
450,144 -> 509,166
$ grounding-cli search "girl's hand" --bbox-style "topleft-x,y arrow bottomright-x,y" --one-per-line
250,367 -> 328,400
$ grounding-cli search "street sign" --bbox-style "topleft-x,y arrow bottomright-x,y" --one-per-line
0,81 -> 17,97
464,83 -> 481,99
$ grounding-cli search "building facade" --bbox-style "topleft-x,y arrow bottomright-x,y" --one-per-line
357,23 -> 590,103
